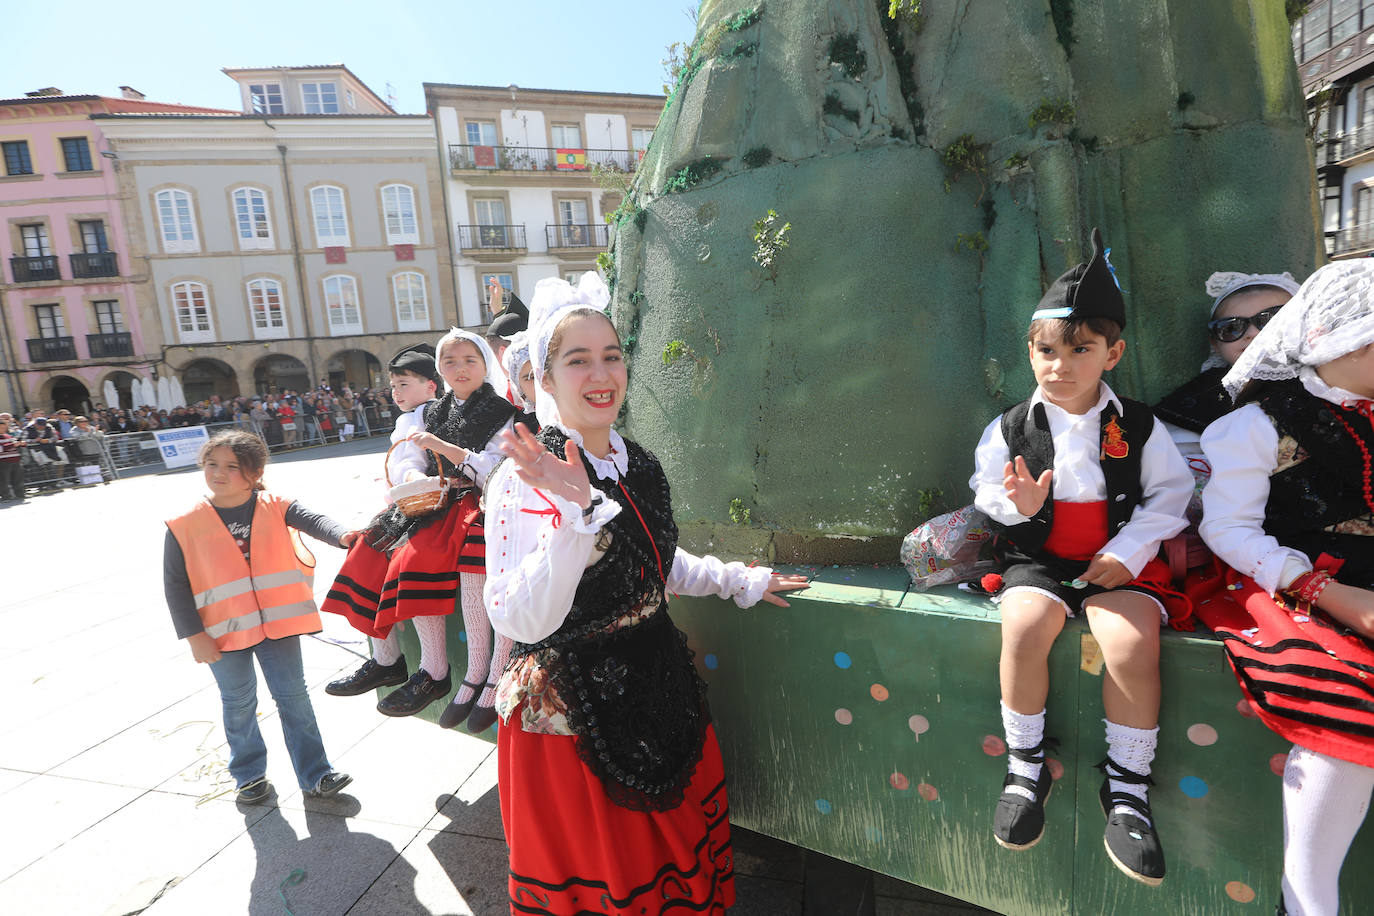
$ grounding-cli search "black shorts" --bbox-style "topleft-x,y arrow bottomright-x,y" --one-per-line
998,547 -> 1167,622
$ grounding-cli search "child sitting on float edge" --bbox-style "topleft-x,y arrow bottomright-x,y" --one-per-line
968,228 -> 1192,886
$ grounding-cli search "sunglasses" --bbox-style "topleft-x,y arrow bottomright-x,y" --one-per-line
1207,305 -> 1283,343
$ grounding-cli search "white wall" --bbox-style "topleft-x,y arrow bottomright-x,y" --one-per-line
583,113 -> 627,150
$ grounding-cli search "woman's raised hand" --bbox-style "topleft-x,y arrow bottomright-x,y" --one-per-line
498,423 -> 593,508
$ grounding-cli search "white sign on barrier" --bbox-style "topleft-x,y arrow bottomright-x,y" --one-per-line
152,426 -> 210,469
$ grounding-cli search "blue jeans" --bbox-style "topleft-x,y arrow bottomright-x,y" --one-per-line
208,635 -> 332,791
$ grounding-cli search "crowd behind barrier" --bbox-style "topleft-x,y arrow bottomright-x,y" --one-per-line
2,385 -> 401,500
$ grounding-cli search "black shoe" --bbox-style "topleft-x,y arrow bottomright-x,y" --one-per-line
466,690 -> 499,734
376,669 -> 452,716
438,680 -> 484,728
306,771 -> 353,798
1096,758 -> 1166,886
993,740 -> 1056,850
325,656 -> 408,696
236,777 -> 273,804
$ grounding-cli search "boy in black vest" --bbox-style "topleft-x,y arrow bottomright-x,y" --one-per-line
969,228 -> 1192,886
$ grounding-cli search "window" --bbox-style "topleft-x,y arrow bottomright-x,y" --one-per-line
393,272 -> 429,329
345,88 -> 356,109
558,199 -> 589,225
34,304 -> 66,339
631,128 -> 653,152
20,224 -> 51,257
551,124 -> 582,148
3,140 -> 33,176
302,81 -> 339,114
78,220 -> 108,254
60,137 -> 93,172
247,279 -> 287,336
323,275 -> 362,334
310,185 -> 349,246
93,300 -> 125,333
474,199 -> 508,248
249,83 -> 284,114
171,281 -> 213,341
465,121 -> 498,146
232,187 -> 273,248
479,273 -> 512,323
155,189 -> 198,253
381,184 -> 419,244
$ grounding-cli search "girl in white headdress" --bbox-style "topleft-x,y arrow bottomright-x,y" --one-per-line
481,275 -> 808,915
1197,261 -> 1374,916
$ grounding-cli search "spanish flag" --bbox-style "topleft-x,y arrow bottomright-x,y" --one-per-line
555,149 -> 588,170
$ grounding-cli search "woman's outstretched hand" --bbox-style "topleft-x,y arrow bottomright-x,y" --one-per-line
760,573 -> 811,607
498,423 -> 593,508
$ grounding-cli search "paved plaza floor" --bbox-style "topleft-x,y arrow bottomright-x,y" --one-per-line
0,439 -> 988,915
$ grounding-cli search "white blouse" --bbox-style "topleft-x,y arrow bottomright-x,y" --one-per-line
483,426 -> 774,645
1199,369 -> 1368,595
385,403 -> 430,487
969,383 -> 1193,576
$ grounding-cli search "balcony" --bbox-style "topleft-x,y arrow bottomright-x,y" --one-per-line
546,223 -> 609,250
10,255 -> 60,283
1339,125 -> 1374,163
70,251 -> 118,279
26,336 -> 77,363
86,331 -> 133,359
448,144 -> 641,173
1331,225 -> 1374,257
456,224 -> 527,252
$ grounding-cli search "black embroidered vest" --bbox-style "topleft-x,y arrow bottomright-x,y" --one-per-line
510,428 -> 710,813
1251,380 -> 1374,586
992,395 -> 1152,556
1153,367 -> 1233,435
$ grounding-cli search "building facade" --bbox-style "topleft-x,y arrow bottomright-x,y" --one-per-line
0,89 -> 230,415
97,67 -> 454,403
424,83 -> 663,324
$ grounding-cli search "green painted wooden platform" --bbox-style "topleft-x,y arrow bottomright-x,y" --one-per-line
402,566 -> 1374,914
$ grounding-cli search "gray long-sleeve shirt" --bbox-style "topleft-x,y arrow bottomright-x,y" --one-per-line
163,496 -> 348,639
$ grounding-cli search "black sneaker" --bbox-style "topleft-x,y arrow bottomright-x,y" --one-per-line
236,778 -> 273,804
1096,758 -> 1166,886
325,656 -> 408,696
306,771 -> 353,798
993,740 -> 1056,850
376,669 -> 452,717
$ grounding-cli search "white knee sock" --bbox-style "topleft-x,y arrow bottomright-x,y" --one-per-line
1103,719 -> 1158,825
477,633 -> 512,708
454,572 -> 490,705
1281,744 -> 1374,916
412,615 -> 449,680
1002,701 -> 1046,802
371,629 -> 401,667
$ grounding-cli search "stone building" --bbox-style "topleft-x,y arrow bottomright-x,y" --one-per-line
96,65 -> 454,403
424,83 -> 663,324
0,88 -> 230,415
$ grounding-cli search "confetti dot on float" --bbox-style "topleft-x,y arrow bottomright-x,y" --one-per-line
1270,753 -> 1288,776
890,771 -> 910,791
917,783 -> 939,801
703,654 -> 718,670
865,827 -> 883,843
833,652 -> 852,669
1225,881 -> 1256,903
815,799 -> 832,814
982,735 -> 1006,756
1046,758 -> 1065,781
1187,723 -> 1218,746
834,708 -> 853,726
458,631 -> 467,643
1237,698 -> 1259,719
870,683 -> 890,702
908,714 -> 930,739
1179,776 -> 1209,798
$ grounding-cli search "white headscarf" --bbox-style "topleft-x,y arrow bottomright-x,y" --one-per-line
1200,271 -> 1302,371
502,330 -> 533,410
433,327 -> 502,397
1222,261 -> 1374,398
527,273 -> 611,428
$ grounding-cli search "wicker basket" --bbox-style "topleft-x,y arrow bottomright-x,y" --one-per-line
385,440 -> 449,518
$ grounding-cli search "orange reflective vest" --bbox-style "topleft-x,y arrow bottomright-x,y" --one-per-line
166,492 -> 321,652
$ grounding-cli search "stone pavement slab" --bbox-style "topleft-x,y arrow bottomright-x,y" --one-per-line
0,774 -> 145,881
349,828 -> 510,915
432,749 -> 503,842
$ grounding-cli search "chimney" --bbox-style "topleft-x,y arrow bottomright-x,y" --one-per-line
24,87 -> 62,97
119,86 -> 145,100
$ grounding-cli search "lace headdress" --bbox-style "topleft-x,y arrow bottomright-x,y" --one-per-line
502,330 -> 533,410
1199,270 -> 1301,370
528,272 -> 612,428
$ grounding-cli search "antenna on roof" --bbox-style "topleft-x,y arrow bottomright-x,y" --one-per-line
386,81 -> 397,111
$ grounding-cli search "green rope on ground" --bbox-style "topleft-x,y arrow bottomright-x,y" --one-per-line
279,868 -> 306,915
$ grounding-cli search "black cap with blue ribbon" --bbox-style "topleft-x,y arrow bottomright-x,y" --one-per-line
1032,227 -> 1126,329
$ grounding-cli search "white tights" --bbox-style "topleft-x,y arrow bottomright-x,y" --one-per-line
1281,744 -> 1374,916
452,572 -> 510,707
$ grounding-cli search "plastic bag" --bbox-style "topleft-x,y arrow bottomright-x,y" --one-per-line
900,504 -> 998,590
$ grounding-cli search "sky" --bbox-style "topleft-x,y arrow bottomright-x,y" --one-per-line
1,1 -> 698,113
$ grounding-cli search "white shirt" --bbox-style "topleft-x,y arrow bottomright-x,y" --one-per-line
483,425 -> 774,644
1199,369 -> 1368,595
386,400 -> 511,493
969,383 -> 1192,576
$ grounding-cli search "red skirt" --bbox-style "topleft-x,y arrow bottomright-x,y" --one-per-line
498,709 -> 735,915
322,490 -> 486,638
1194,570 -> 1374,768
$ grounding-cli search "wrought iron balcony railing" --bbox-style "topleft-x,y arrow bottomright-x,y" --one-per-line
70,251 -> 118,278
10,255 -> 60,283
545,224 -> 609,249
1332,225 -> 1374,255
447,144 -> 641,173
86,331 -> 133,359
456,224 -> 527,251
26,336 -> 76,363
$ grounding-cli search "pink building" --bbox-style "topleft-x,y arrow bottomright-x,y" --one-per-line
0,88 -> 229,415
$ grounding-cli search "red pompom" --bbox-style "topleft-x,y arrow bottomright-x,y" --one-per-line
980,573 -> 1004,593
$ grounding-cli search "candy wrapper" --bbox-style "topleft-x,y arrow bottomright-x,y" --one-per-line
900,505 -> 999,590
